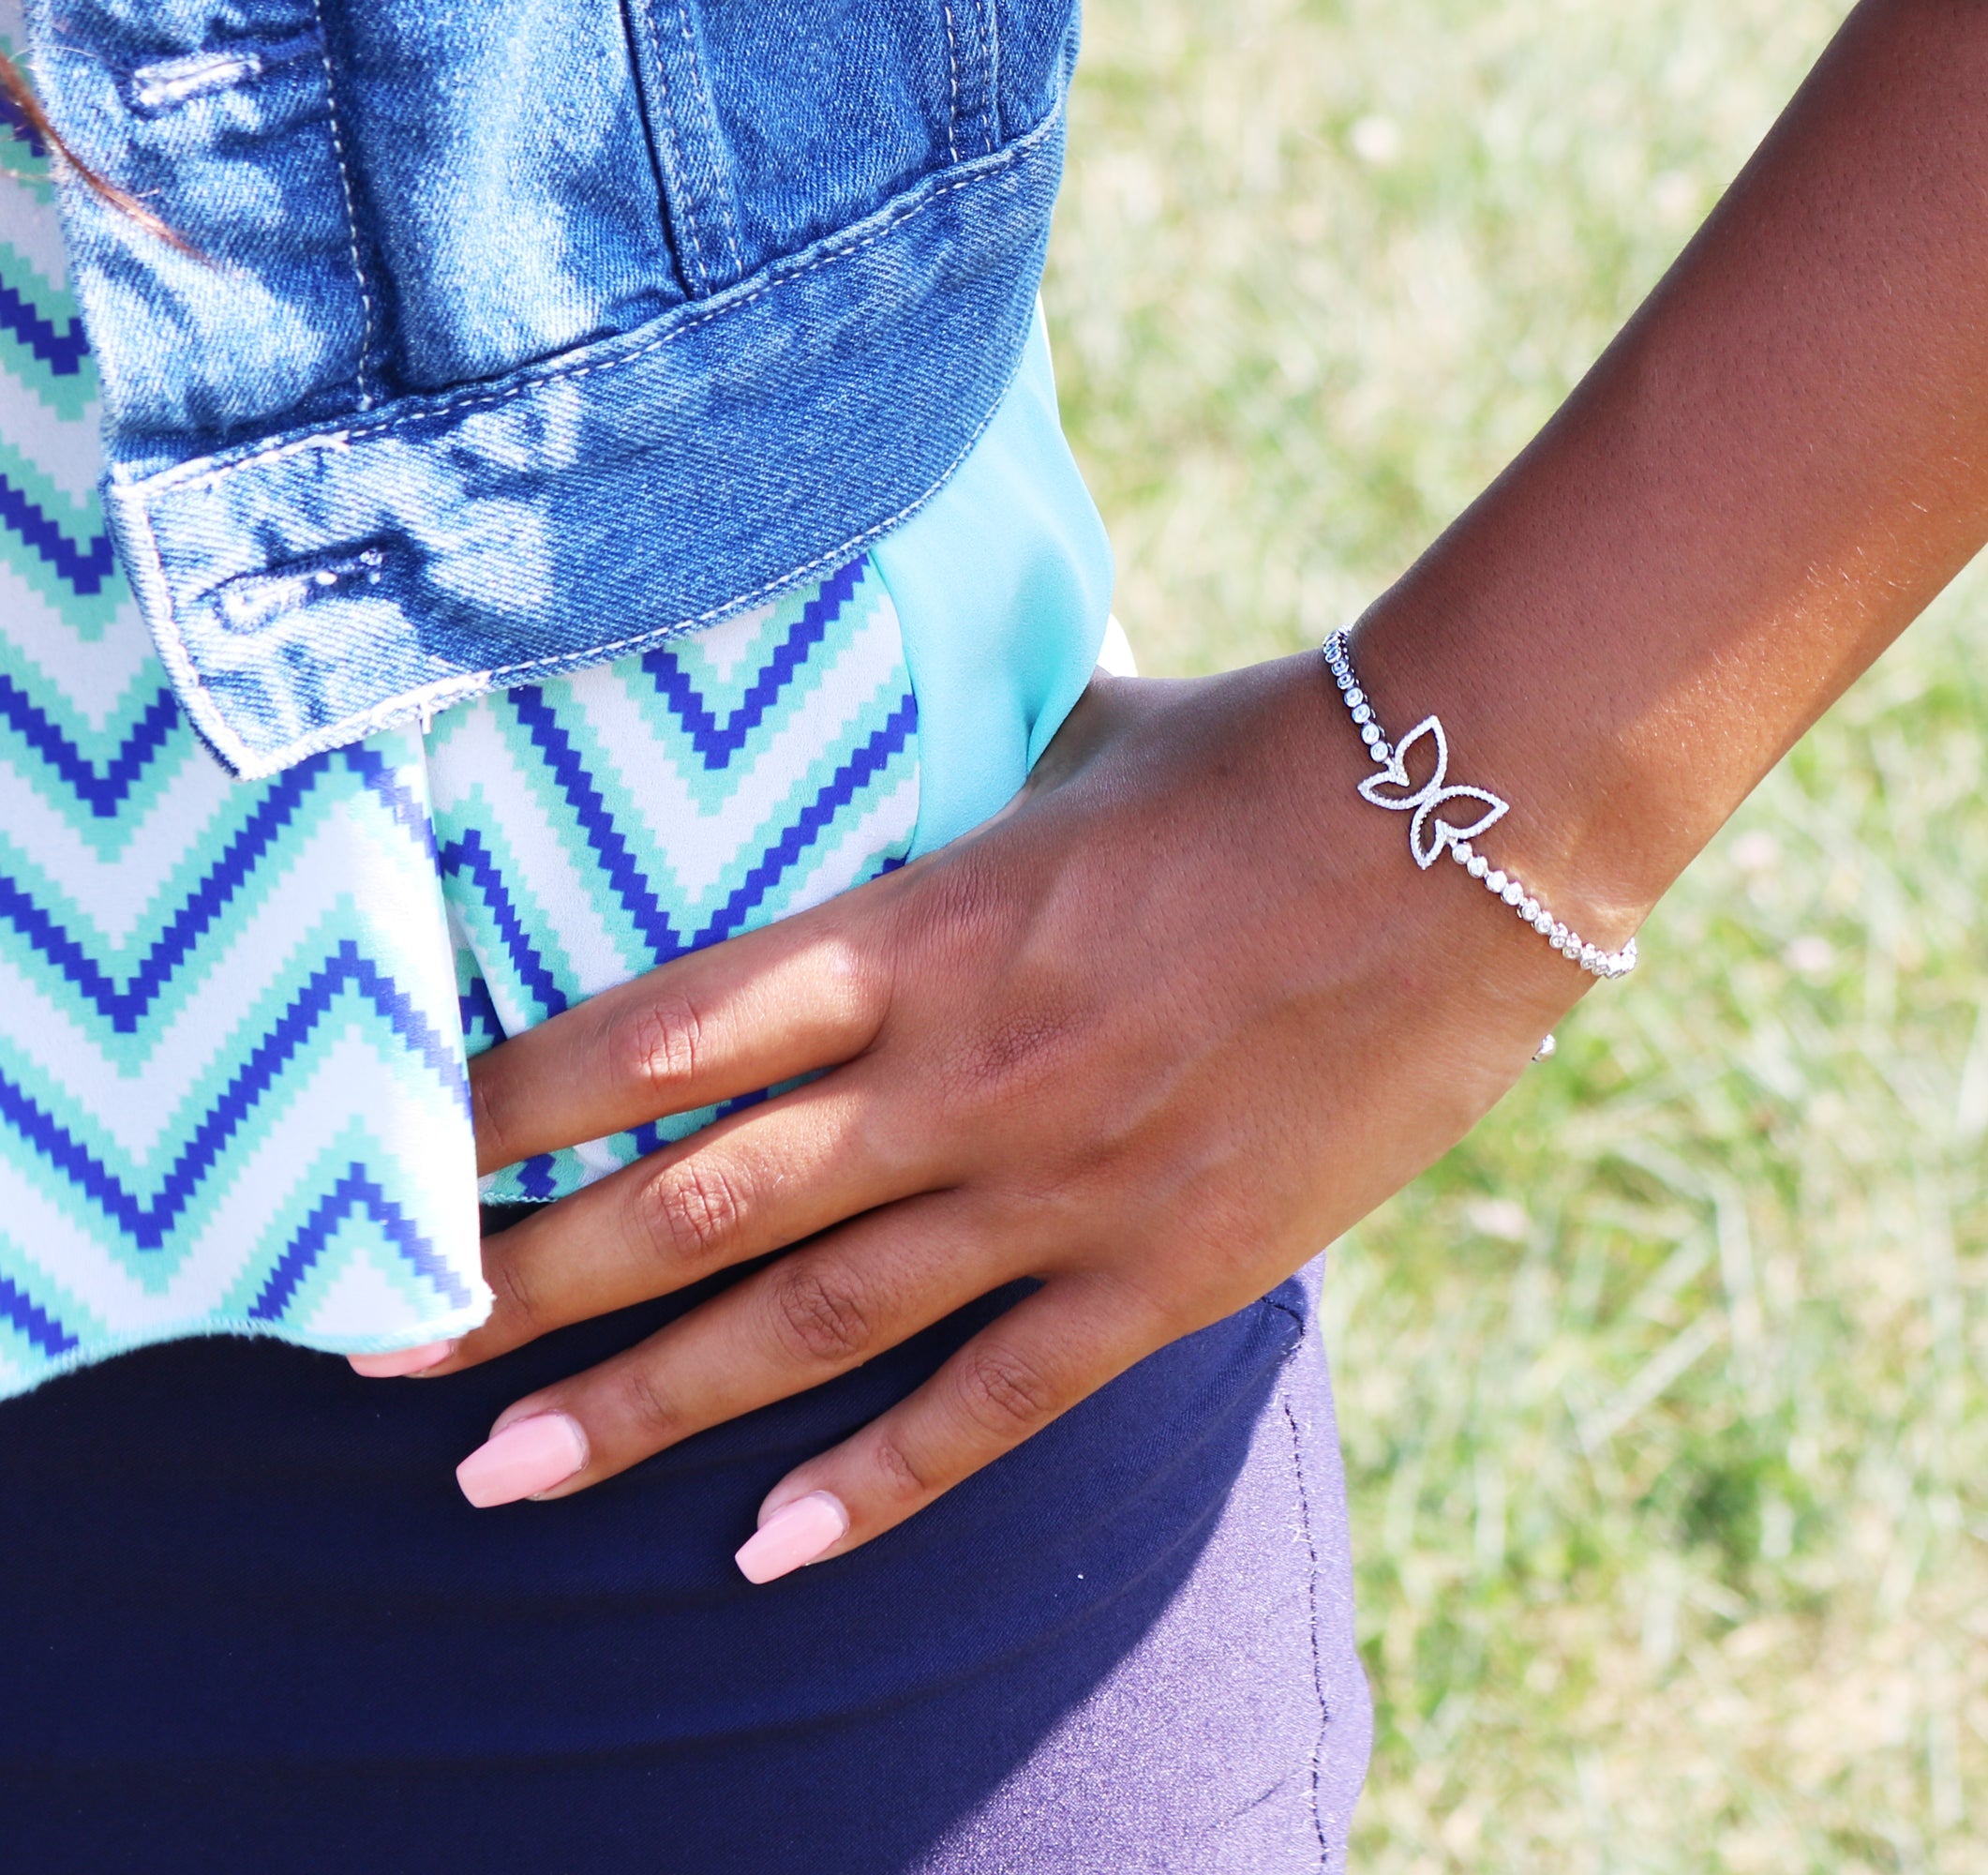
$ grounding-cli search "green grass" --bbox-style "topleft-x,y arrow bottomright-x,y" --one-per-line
1045,2 -> 1988,1868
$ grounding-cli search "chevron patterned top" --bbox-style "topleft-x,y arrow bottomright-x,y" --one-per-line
0,17 -> 919,1396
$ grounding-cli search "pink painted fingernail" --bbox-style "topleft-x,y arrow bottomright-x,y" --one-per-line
348,1339 -> 456,1378
456,1413 -> 588,1508
735,1491 -> 849,1584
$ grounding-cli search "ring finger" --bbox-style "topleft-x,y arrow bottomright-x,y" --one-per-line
453,1191 -> 1032,1504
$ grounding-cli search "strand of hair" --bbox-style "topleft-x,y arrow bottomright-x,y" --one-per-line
1,51 -> 200,256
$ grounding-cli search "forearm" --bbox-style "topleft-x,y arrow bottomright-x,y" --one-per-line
1351,0 -> 1988,949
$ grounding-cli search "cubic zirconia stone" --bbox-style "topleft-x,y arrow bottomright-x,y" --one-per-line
1352,703 -> 1372,725
1467,856 -> 1488,878
1502,881 -> 1524,906
1486,870 -> 1506,892
1360,723 -> 1381,745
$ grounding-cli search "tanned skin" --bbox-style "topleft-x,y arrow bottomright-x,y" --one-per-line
387,0 -> 1988,1560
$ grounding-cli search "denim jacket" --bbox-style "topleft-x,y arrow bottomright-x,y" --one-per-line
22,0 -> 1080,777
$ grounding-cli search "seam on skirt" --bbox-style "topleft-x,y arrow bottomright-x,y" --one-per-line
1281,1371 -> 1332,1868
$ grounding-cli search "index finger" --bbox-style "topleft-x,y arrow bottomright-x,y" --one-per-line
470,894 -> 893,1176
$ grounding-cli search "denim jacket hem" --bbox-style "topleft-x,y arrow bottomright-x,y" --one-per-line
27,0 -> 1082,778
102,108 -> 1064,779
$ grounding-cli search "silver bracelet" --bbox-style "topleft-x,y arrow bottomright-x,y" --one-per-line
1323,631 -> 1637,981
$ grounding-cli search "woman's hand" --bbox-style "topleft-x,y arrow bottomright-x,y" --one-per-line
399,653 -> 1591,1578
369,0 -> 1988,1577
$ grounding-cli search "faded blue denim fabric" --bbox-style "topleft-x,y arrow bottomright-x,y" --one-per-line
21,0 -> 1081,778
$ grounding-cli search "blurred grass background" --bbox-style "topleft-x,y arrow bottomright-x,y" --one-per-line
1044,1 -> 1988,1868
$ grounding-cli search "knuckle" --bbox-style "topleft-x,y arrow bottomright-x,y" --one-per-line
635,1158 -> 747,1269
487,1249 -> 539,1329
609,1359 -> 682,1446
954,1002 -> 1079,1102
908,854 -> 1015,973
766,1264 -> 876,1367
951,1342 -> 1059,1439
868,1432 -> 930,1505
814,930 -> 885,1028
612,990 -> 706,1106
468,1067 -> 514,1163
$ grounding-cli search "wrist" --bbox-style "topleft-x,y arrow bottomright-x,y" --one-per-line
1339,587 -> 1662,957
1242,651 -> 1622,1031
1322,627 -> 1640,980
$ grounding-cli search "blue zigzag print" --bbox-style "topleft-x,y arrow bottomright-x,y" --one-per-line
0,1271 -> 77,1356
0,674 -> 180,816
0,938 -> 466,1250
0,272 -> 87,375
339,742 -> 440,862
506,683 -> 918,968
438,826 -> 569,1020
628,1086 -> 768,1160
641,557 -> 861,769
251,1164 -> 471,1319
696,698 -> 918,950
0,85 -> 47,159
0,98 -> 497,1387
0,470 -> 117,595
515,1153 -> 558,1200
2,747 -> 440,1030
458,970 -> 504,1048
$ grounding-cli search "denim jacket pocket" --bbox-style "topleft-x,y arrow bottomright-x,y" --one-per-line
622,0 -> 1007,299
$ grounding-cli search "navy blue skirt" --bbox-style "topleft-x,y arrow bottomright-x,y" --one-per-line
0,1252 -> 1369,1872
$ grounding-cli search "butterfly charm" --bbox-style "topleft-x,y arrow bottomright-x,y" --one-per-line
1356,714 -> 1508,869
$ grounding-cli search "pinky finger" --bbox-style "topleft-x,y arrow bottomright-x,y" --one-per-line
733,1275 -> 1164,1584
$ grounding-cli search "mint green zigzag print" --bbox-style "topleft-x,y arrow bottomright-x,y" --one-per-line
431,788 -> 586,1015
482,661 -> 916,978
0,1224 -> 108,1365
0,908 -> 468,1290
456,562 -> 920,1206
209,1126 -> 471,1328
0,149 -> 924,1390
0,765 -> 431,1064
0,128 -> 491,1396
0,643 -> 200,858
620,592 -> 870,817
0,433 -> 126,637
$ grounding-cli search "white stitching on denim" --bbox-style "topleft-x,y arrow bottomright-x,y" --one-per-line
102,480 -> 231,746
157,305 -> 1042,778
309,4 -> 375,411
152,104 -> 1062,499
637,0 -> 710,292
939,2 -> 963,166
1280,1389 -> 1334,1867
979,0 -> 999,155
675,0 -> 742,280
